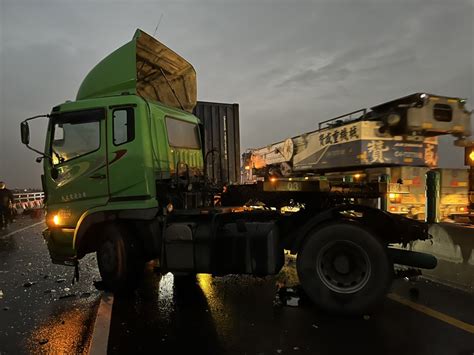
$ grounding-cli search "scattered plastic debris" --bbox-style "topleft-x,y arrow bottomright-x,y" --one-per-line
64,287 -> 71,292
286,297 -> 299,307
58,294 -> 76,300
56,278 -> 66,283
277,287 -> 305,307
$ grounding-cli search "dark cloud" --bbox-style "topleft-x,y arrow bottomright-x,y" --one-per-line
0,0 -> 473,188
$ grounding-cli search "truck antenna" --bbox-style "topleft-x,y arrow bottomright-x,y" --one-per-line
153,14 -> 164,37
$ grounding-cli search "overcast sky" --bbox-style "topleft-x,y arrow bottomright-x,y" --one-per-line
0,0 -> 473,188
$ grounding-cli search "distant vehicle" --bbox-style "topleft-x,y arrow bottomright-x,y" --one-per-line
21,29 -> 458,315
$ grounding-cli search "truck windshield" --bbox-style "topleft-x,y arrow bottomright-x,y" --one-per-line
166,117 -> 201,149
50,109 -> 104,165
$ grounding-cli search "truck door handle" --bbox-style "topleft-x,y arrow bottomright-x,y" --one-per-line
89,173 -> 106,180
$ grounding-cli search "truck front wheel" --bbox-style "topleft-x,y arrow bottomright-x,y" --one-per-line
96,224 -> 144,293
296,221 -> 392,315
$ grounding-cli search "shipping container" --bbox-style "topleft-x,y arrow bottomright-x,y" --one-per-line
193,101 -> 240,185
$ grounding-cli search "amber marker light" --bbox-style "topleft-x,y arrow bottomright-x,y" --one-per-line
53,215 -> 61,226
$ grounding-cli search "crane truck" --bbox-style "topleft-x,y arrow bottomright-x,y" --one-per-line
243,93 -> 471,219
21,29 -> 466,315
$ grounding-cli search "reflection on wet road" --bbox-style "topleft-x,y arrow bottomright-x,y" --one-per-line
0,217 -> 101,354
109,266 -> 474,355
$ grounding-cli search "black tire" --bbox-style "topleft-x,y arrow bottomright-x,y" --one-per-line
96,223 -> 145,293
296,221 -> 393,315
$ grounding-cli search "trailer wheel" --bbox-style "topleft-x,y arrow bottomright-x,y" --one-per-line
297,221 -> 392,315
96,224 -> 145,293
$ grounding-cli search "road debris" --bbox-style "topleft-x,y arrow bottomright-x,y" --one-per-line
0,290 -> 3,299
23,281 -> 34,288
58,294 -> 76,300
55,278 -> 66,283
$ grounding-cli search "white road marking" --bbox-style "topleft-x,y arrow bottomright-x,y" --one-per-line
1,220 -> 45,238
89,292 -> 114,355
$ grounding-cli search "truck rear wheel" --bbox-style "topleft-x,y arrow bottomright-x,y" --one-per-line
296,221 -> 392,315
96,224 -> 145,293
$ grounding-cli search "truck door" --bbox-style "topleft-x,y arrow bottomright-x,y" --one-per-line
48,108 -> 109,224
106,106 -> 149,201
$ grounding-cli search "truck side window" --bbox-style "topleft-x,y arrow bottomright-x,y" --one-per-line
433,104 -> 452,122
166,117 -> 201,149
113,108 -> 135,145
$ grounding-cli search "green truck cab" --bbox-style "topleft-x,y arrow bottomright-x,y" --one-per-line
21,29 -> 438,315
22,29 -> 203,265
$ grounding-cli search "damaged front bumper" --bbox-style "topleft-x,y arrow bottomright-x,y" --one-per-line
42,227 -> 77,266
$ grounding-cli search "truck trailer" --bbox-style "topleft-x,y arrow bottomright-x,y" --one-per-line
21,29 -> 449,315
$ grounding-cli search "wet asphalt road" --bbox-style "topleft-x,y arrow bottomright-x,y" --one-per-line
1,217 -> 473,355
109,268 -> 474,355
0,216 -> 102,354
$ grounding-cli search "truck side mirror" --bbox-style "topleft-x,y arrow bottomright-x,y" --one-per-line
20,121 -> 30,145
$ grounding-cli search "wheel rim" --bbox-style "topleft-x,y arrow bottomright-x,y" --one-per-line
316,240 -> 371,294
99,239 -> 117,274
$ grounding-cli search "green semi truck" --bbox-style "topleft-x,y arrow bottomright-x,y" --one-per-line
21,29 -> 438,315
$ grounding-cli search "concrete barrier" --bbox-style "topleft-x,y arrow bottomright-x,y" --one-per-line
406,223 -> 474,292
